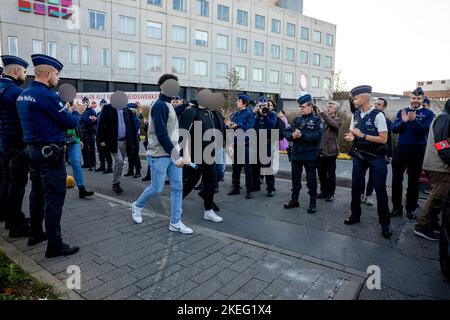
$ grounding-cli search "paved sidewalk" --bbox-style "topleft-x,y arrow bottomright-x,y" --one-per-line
0,191 -> 365,300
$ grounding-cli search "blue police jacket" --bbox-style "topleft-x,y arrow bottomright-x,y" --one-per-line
286,113 -> 323,161
80,107 -> 97,133
391,107 -> 435,146
0,76 -> 24,142
230,108 -> 256,145
16,81 -> 80,144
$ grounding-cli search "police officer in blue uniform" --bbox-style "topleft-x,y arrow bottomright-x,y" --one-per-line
344,85 -> 392,239
80,96 -> 97,171
226,94 -> 256,199
0,55 -> 30,238
284,94 -> 323,214
17,54 -> 81,258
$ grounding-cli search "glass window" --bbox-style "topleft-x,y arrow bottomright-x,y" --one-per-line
147,21 -> 162,39
286,47 -> 295,61
172,57 -> 186,74
300,26 -> 309,40
271,19 -> 281,33
216,63 -> 228,78
236,65 -> 246,80
8,37 -> 18,56
237,9 -> 248,26
102,48 -> 110,66
284,72 -> 294,86
69,45 -> 78,64
326,33 -> 334,46
271,45 -> 280,59
300,50 -> 309,64
269,70 -> 279,84
287,23 -> 296,37
312,53 -> 321,66
172,25 -> 187,43
252,68 -> 263,82
196,0 -> 209,17
173,0 -> 187,11
147,0 -> 162,5
255,15 -> 265,30
47,41 -> 57,58
311,76 -> 320,88
32,39 -> 42,54
313,30 -> 322,43
236,37 -> 247,53
195,30 -> 208,47
118,51 -> 136,69
89,10 -> 105,31
324,56 -> 333,68
119,16 -> 136,35
216,34 -> 229,50
254,41 -> 264,57
82,46 -> 90,65
217,4 -> 229,21
147,54 -> 162,72
324,78 -> 332,90
194,60 -> 208,76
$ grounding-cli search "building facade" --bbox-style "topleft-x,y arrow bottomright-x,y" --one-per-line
0,0 -> 336,106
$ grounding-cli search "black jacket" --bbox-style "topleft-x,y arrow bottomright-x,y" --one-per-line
286,113 -> 323,161
96,104 -> 136,154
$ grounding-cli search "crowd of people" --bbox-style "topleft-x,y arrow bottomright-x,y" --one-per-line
1,53 -> 450,260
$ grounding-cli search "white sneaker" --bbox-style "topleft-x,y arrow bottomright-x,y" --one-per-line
131,202 -> 143,224
204,210 -> 223,223
361,195 -> 366,203
169,221 -> 194,235
365,196 -> 374,206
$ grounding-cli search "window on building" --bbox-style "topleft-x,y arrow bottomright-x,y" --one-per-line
312,53 -> 321,66
196,0 -> 209,17
252,68 -> 263,82
311,76 -> 320,88
147,21 -> 162,39
47,41 -> 57,58
300,50 -> 309,64
32,39 -> 42,54
236,37 -> 248,53
217,4 -> 229,21
427,81 -> 433,85
284,72 -> 294,86
102,48 -> 110,66
235,65 -> 247,80
418,82 -> 424,86
82,46 -> 90,65
271,44 -> 280,59
271,19 -> 281,33
69,45 -> 78,64
216,34 -> 229,50
324,56 -> 333,68
119,16 -> 136,35
89,10 -> 105,31
269,70 -> 279,84
286,47 -> 295,61
147,54 -> 162,72
172,25 -> 187,43
147,0 -> 162,5
237,9 -> 248,26
195,30 -> 208,47
287,23 -> 296,37
216,63 -> 228,78
173,0 -> 187,11
254,41 -> 264,57
324,78 -> 332,90
326,33 -> 334,46
442,80 -> 446,84
300,26 -> 309,40
313,30 -> 322,43
255,15 -> 265,30
194,60 -> 208,76
118,51 -> 136,69
8,37 -> 18,56
172,57 -> 186,74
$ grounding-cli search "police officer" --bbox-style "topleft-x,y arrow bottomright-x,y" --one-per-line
0,55 -> 30,238
344,85 -> 392,239
284,94 -> 322,214
226,94 -> 256,199
95,99 -> 113,174
80,96 -> 97,171
17,54 -> 81,258
391,87 -> 435,220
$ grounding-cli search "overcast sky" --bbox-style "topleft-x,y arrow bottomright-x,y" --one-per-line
303,0 -> 450,94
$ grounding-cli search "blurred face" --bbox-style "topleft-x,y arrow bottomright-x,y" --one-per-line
410,95 -> 423,110
91,102 -> 97,109
374,99 -> 385,111
299,104 -> 313,116
326,103 -> 337,115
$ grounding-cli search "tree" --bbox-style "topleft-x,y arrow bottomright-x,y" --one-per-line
330,70 -> 349,103
220,67 -> 241,117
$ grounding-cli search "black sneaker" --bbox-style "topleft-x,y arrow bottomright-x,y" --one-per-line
390,209 -> 403,218
28,233 -> 48,246
382,227 -> 393,239
103,168 -> 113,174
142,175 -> 151,182
267,190 -> 275,197
414,228 -> 439,241
284,201 -> 300,210
227,189 -> 240,196
245,192 -> 252,200
79,187 -> 94,199
133,173 -> 142,179
406,211 -> 417,220
95,167 -> 106,172
45,243 -> 80,258
113,183 -> 123,195
325,196 -> 335,202
317,193 -> 327,199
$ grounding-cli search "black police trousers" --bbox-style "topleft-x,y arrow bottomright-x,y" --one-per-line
97,139 -> 112,169
81,132 -> 96,169
251,163 -> 275,192
127,136 -> 142,173
27,144 -> 67,251
183,164 -> 217,211
291,160 -> 317,201
231,144 -> 253,193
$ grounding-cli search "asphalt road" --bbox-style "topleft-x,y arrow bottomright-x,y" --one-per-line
71,159 -> 450,300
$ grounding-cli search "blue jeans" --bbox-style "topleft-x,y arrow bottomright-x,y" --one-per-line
67,143 -> 84,187
135,156 -> 183,224
216,148 -> 226,181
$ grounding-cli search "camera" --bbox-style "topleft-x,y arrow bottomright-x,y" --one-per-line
259,103 -> 269,114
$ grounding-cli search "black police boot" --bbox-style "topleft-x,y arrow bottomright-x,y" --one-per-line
382,226 -> 393,239
142,173 -> 151,182
390,208 -> 403,218
45,242 -> 79,259
79,186 -> 94,199
245,191 -> 252,199
344,215 -> 361,225
95,166 -> 106,172
103,167 -> 113,174
317,193 -> 327,199
267,190 -> 275,197
406,211 -> 417,220
133,170 -> 141,178
28,233 -> 48,246
307,198 -> 317,214
113,183 -> 123,195
8,220 -> 30,238
227,188 -> 240,196
284,192 -> 300,210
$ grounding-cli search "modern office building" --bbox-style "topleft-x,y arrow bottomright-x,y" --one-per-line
0,0 -> 336,107
403,80 -> 450,102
